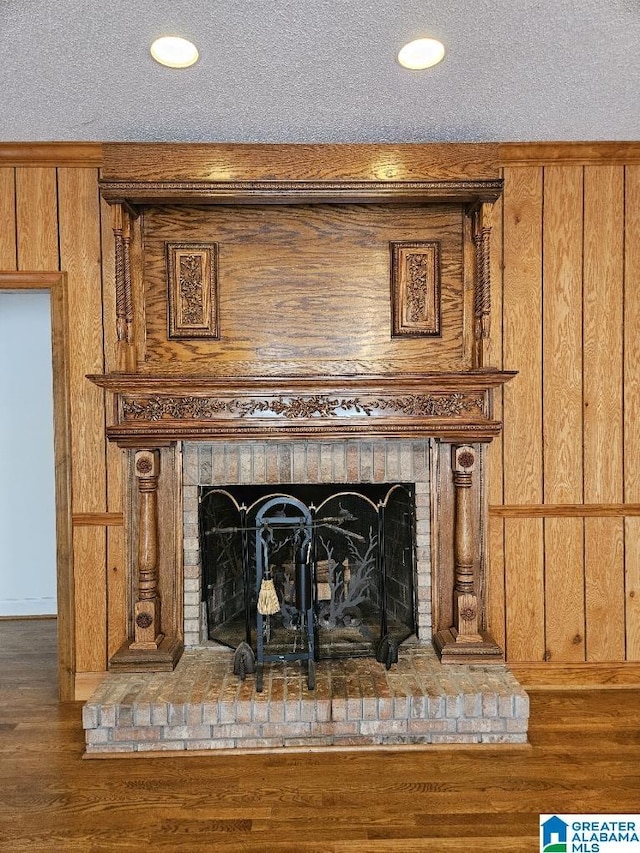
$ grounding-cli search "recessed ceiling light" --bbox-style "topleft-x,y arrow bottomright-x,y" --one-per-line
397,38 -> 445,70
150,36 -> 199,69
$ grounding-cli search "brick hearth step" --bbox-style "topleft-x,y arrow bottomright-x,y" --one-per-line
83,645 -> 529,755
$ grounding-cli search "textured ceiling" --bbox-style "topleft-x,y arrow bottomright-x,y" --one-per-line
2,0 -> 639,143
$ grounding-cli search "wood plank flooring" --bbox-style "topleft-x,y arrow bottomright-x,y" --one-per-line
2,618 -> 640,852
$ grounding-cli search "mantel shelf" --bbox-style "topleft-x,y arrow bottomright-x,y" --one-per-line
89,370 -> 515,446
89,370 -> 516,393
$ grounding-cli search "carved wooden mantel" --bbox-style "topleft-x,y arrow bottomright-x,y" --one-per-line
91,142 -> 515,671
90,372 -> 513,445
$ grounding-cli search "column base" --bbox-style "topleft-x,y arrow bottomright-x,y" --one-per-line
433,628 -> 505,665
108,636 -> 184,672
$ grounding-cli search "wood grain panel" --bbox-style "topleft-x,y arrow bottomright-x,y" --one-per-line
582,167 -> 625,663
0,168 -> 16,268
544,518 -> 585,662
15,168 -> 58,270
541,167 -> 585,663
585,517 -> 625,661
625,517 -> 640,660
583,166 -> 624,504
502,167 -> 543,503
100,194 -> 128,657
487,517 -> 506,649
624,166 -> 640,502
491,503 -> 640,518
486,193 -> 505,647
72,527 -> 107,672
58,168 -> 107,673
624,166 -> 640,657
72,513 -> 124,526
511,660 -> 640,687
107,524 -> 127,659
499,141 -> 640,166
504,518 -> 545,661
543,165 -> 584,501
141,203 -> 470,376
502,169 -> 544,661
57,168 -> 106,511
103,142 -> 499,183
0,142 -> 103,167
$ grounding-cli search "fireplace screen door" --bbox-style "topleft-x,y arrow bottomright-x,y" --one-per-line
199,483 -> 417,660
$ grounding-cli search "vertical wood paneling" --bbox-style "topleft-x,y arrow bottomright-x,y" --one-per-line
543,166 -> 584,501
502,167 -> 545,660
58,168 -> 107,671
583,166 -> 624,503
101,195 -> 127,657
486,192 -> 505,648
542,166 -> 585,662
0,168 -> 17,268
15,168 -> 58,270
5,145 -> 640,681
583,166 -> 625,661
624,166 -> 640,658
73,527 -> 107,672
585,517 -> 625,660
624,518 -> 640,660
58,168 -> 105,509
504,518 -> 545,660
544,519 -> 585,661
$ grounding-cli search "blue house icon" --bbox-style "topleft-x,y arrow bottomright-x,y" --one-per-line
541,815 -> 568,851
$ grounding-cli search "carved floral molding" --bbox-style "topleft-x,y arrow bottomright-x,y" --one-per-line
121,392 -> 485,421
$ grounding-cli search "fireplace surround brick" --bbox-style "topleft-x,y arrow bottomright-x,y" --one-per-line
182,438 -> 433,648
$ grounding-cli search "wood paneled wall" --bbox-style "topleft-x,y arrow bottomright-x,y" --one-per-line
488,146 -> 640,678
0,147 -> 127,698
2,142 -> 639,694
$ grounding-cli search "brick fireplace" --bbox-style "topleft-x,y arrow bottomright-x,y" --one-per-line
82,142 -> 527,753
181,439 -> 433,650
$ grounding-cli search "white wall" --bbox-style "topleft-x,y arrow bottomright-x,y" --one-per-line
0,292 -> 57,615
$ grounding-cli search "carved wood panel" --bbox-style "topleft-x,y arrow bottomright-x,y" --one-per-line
390,241 -> 441,336
166,242 -> 218,339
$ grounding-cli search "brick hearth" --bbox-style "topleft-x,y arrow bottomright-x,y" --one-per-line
83,645 -> 528,754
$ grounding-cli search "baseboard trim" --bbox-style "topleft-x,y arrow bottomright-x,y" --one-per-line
510,662 -> 640,689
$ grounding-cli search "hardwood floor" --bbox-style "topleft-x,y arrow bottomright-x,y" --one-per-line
2,619 -> 640,852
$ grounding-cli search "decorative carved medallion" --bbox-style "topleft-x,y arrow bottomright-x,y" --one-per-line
166,242 -> 219,339
390,241 -> 441,337
135,457 -> 153,474
136,612 -> 153,629
122,392 -> 484,422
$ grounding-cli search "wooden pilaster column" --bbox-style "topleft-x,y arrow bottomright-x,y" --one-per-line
108,447 -> 183,672
130,450 -> 163,650
452,445 -> 483,643
433,443 -> 504,664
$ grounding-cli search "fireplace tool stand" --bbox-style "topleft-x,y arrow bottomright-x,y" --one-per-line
254,496 -> 316,692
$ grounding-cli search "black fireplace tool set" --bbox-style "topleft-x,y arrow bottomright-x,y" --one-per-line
211,494 -> 399,691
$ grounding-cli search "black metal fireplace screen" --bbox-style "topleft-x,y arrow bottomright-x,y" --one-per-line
199,483 -> 417,686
